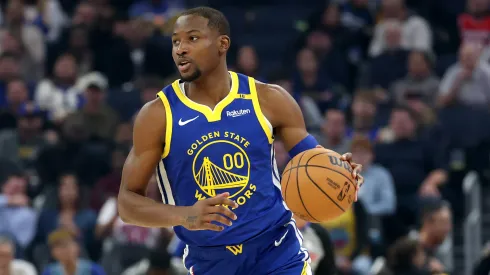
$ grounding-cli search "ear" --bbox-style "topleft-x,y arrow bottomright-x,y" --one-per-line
218,35 -> 230,54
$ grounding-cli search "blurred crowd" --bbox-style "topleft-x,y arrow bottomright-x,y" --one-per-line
1,0 -> 490,274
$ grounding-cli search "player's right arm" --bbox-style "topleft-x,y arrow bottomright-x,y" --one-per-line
118,99 -> 237,230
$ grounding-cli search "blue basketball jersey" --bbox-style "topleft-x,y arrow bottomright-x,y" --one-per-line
155,71 -> 292,247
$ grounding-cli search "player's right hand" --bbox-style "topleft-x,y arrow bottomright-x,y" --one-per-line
182,192 -> 238,231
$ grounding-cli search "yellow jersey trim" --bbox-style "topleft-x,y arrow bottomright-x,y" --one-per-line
157,91 -> 173,158
300,261 -> 308,275
171,71 -> 239,122
248,77 -> 274,144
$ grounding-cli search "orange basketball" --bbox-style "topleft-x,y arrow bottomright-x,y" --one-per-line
281,147 -> 357,222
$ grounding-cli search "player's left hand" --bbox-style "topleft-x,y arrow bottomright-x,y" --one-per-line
316,146 -> 364,202
340,152 -> 364,202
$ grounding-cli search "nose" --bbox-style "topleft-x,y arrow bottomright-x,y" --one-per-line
176,42 -> 189,56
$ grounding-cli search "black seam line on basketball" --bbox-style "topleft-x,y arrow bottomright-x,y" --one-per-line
282,154 -> 295,204
304,164 -> 346,213
303,151 -> 346,216
282,151 -> 326,176
281,151 -> 331,175
282,151 -> 357,190
296,151 -> 319,222
294,164 -> 356,188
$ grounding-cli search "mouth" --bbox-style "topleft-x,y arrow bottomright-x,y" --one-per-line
178,60 -> 192,72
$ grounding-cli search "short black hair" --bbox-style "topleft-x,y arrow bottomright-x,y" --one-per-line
179,7 -> 230,36
420,198 -> 450,223
388,237 -> 421,272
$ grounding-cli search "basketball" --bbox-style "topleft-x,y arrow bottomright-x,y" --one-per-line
281,147 -> 357,222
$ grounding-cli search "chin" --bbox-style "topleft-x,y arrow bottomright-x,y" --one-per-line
180,69 -> 202,82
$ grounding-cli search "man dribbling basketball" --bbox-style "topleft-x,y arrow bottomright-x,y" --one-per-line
118,7 -> 364,275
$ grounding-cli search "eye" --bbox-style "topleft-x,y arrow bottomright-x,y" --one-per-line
190,36 -> 198,41
172,39 -> 180,46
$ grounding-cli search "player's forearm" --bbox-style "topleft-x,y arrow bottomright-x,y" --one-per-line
118,189 -> 187,228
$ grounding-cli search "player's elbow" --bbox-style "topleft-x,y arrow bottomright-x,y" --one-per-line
117,192 -> 132,223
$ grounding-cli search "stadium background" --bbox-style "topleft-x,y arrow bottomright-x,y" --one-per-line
1,0 -> 490,274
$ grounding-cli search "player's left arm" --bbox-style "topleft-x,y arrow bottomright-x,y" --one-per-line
256,83 -> 364,189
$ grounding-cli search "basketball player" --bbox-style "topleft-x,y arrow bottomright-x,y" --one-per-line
118,7 -> 363,275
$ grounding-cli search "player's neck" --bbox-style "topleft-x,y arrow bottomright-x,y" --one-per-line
188,66 -> 231,103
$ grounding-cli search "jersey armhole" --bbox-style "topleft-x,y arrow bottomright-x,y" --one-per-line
248,77 -> 274,144
157,91 -> 173,158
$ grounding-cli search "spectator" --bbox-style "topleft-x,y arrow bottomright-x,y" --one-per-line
340,0 -> 374,33
114,122 -> 133,150
369,0 -> 432,57
0,30 -> 43,83
458,0 -> 490,46
139,76 -> 165,105
36,115 -> 111,186
383,237 -> 430,275
293,47 -> 338,112
0,0 -> 45,82
369,20 -> 410,90
0,102 -> 46,170
295,215 -> 337,275
90,146 -> 128,211
46,25 -> 94,77
0,78 -> 30,131
64,72 -> 119,141
0,53 -> 22,108
34,53 -> 83,122
71,2 -> 98,29
95,196 -> 162,251
0,235 -> 37,275
101,18 -> 174,87
42,229 -> 105,275
234,46 -> 263,81
25,0 -> 69,42
305,30 -> 351,89
415,199 -> 453,273
376,106 -> 448,244
391,50 -> 440,107
348,91 -> 380,141
0,174 -> 37,257
438,42 -> 490,108
351,136 -> 396,216
339,0 -> 374,59
268,70 -> 323,130
321,201 -> 370,275
36,173 -> 97,254
96,176 -> 162,274
311,3 -> 355,51
317,109 -> 351,154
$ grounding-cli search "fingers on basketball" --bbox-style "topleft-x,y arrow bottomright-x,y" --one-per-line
281,148 -> 357,223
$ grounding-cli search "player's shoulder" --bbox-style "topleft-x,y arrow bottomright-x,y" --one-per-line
254,80 -> 293,106
252,79 -> 301,127
133,98 -> 167,131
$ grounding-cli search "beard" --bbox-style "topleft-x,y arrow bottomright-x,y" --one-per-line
180,68 -> 202,82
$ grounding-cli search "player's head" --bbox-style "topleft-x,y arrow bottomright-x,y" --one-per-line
172,7 -> 231,82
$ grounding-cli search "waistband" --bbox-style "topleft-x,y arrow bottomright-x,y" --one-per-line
184,222 -> 293,259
